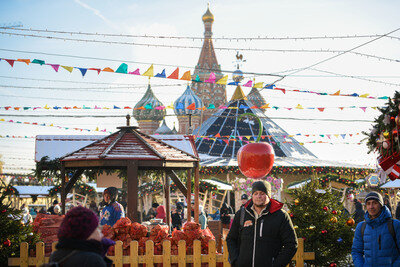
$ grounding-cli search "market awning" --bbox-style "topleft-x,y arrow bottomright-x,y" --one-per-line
202,179 -> 232,191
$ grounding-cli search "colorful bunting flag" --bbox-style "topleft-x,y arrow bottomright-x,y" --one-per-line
180,70 -> 191,81
17,59 -> 30,65
61,66 -> 73,73
243,80 -> 252,87
168,68 -> 179,79
186,103 -> 196,110
115,63 -> 128,74
155,69 -> 166,78
205,72 -> 216,83
216,75 -> 228,85
102,67 -> 114,72
129,68 -> 140,75
142,64 -> 154,77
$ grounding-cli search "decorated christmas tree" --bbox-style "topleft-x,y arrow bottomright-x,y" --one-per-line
0,181 -> 41,265
365,91 -> 400,180
287,179 -> 356,266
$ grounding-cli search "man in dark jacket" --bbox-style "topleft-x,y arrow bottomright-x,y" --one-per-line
351,191 -> 400,266
227,181 -> 298,267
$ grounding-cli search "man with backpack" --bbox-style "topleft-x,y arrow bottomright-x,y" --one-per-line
226,181 -> 298,267
352,191 -> 400,266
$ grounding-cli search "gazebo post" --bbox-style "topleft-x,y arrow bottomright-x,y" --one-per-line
164,171 -> 171,230
60,165 -> 66,215
194,164 -> 200,223
127,161 -> 139,221
187,169 -> 192,222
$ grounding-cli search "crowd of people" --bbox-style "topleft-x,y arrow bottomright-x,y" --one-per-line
15,182 -> 400,266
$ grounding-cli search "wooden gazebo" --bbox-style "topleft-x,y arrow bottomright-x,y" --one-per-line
59,116 -> 201,224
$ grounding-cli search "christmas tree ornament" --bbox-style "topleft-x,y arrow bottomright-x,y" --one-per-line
294,199 -> 300,205
289,213 -> 294,218
329,263 -> 337,267
383,131 -> 390,138
383,140 -> 390,149
337,237 -> 343,242
323,206 -> 328,211
346,218 -> 355,226
330,217 -> 338,223
3,239 -> 11,247
331,210 -> 337,215
321,230 -> 328,234
304,212 -> 309,216
309,225 -> 316,230
293,225 -> 298,229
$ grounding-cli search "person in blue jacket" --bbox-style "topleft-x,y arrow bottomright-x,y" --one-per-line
100,187 -> 125,227
351,191 -> 400,266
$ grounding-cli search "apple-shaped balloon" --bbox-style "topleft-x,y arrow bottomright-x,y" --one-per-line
237,142 -> 275,179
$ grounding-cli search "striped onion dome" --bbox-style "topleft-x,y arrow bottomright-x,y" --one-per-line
133,84 -> 165,121
174,85 -> 203,116
155,119 -> 174,135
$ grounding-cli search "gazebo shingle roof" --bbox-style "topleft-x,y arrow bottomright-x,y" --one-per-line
61,126 -> 198,162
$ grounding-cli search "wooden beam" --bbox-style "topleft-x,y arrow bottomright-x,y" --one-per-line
166,170 -> 187,196
187,169 -> 192,222
127,161 -> 139,221
164,171 -> 171,231
65,169 -> 84,194
194,165 -> 200,223
60,165 -> 66,215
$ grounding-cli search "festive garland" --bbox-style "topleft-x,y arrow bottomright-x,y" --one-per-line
200,166 -> 373,176
49,182 -> 96,197
287,174 -> 363,189
139,180 -> 218,196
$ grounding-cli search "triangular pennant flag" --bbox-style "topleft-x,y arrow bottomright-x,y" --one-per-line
180,70 -> 191,81
243,80 -> 252,87
32,59 -> 45,65
88,68 -> 101,74
215,133 -> 221,138
264,84 -> 275,89
239,104 -> 249,109
142,64 -> 154,77
49,64 -> 60,72
331,90 -> 340,96
295,104 -> 304,109
186,103 -> 196,110
155,69 -> 166,78
223,139 -> 229,145
253,82 -> 263,88
115,63 -> 128,74
317,108 -> 325,112
176,102 -> 184,110
102,67 -> 114,72
78,68 -> 87,77
113,105 -> 121,109
195,75 -> 201,82
145,103 -> 153,109
167,68 -> 179,79
129,68 -> 140,75
341,134 -> 346,139
260,104 -> 270,109
228,81 -> 239,85
360,107 -> 367,112
326,134 -> 331,139
155,106 -> 165,110
339,107 -> 344,110
275,88 -> 286,94
5,59 -> 15,67
61,65 -> 73,73
205,72 -> 216,83
360,94 -> 369,98
251,105 -> 258,109
207,104 -> 215,109
216,75 -> 228,85
17,59 -> 30,65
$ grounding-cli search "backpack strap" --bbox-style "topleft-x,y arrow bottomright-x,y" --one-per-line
387,218 -> 400,254
360,221 -> 366,242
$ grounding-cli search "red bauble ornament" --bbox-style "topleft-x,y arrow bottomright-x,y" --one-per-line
321,230 -> 328,234
329,263 -> 337,267
237,142 -> 275,179
290,213 -> 294,218
323,206 -> 328,211
3,239 -> 11,247
331,210 -> 337,215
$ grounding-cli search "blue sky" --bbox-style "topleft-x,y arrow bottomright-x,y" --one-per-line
1,0 -> 400,173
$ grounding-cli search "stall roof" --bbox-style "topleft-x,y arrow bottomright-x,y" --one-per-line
13,185 -> 53,196
381,180 -> 400,189
200,154 -> 372,168
202,179 -> 233,191
36,134 -> 197,161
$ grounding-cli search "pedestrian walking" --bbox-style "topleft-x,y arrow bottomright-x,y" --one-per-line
352,191 -> 400,266
226,181 -> 298,267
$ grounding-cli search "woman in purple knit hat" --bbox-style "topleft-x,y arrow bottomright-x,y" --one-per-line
48,206 -> 114,267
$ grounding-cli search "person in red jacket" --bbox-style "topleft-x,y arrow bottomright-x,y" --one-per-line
226,181 -> 298,267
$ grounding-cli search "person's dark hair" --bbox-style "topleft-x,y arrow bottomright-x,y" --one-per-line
152,203 -> 160,209
53,199 -> 59,205
104,187 -> 118,203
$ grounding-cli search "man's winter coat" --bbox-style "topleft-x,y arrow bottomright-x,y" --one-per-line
49,238 -> 113,267
226,199 -> 298,267
351,206 -> 400,266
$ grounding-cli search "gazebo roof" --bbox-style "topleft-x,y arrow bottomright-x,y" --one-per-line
61,125 -> 198,165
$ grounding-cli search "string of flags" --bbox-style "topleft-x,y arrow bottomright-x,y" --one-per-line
0,56 -> 391,100
0,104 -> 384,112
0,132 -> 362,140
0,118 -> 113,133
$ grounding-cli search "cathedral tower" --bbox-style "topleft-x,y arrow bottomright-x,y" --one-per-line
191,5 -> 227,121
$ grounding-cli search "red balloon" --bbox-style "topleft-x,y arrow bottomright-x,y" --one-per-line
237,142 -> 275,179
